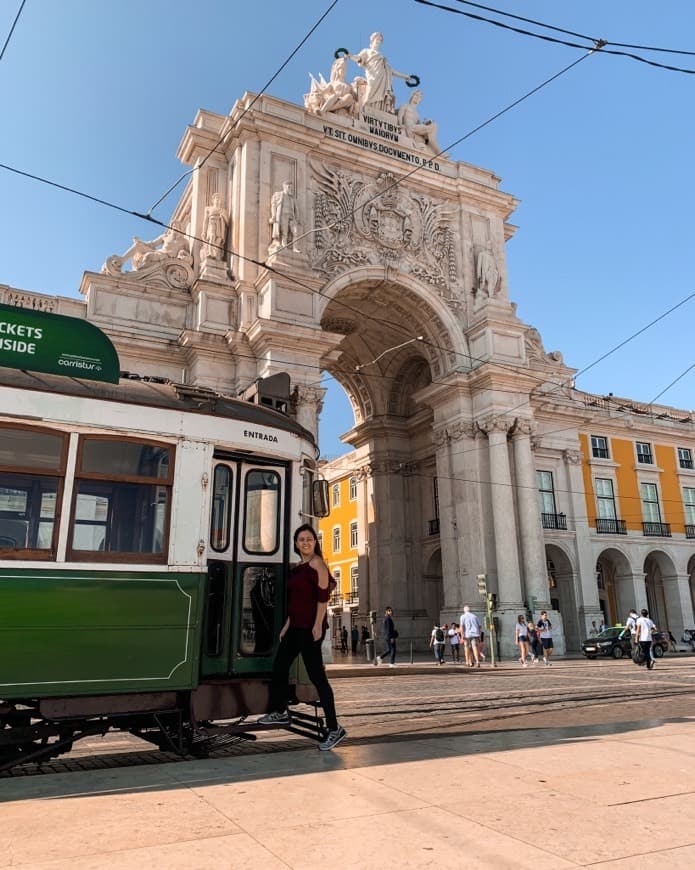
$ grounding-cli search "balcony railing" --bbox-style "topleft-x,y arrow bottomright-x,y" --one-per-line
344,591 -> 359,605
428,517 -> 440,535
595,518 -> 627,535
680,458 -> 694,470
542,512 -> 567,530
642,521 -> 671,537
686,525 -> 695,539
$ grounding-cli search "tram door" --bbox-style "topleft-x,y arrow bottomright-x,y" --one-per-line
201,457 -> 288,678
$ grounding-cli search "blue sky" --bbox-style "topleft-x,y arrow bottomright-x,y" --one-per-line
1,1 -> 693,457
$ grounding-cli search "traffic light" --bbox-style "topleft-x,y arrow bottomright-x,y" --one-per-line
488,592 -> 497,611
477,574 -> 487,597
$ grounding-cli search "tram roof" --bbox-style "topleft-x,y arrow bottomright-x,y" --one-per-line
0,367 -> 316,445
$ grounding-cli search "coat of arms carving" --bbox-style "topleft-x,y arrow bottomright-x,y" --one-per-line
311,162 -> 459,302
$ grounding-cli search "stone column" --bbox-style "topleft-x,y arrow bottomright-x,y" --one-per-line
292,384 -> 325,443
355,464 -> 374,617
479,416 -> 523,608
663,574 -> 695,641
511,420 -> 550,610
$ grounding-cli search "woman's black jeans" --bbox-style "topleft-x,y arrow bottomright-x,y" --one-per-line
268,627 -> 338,730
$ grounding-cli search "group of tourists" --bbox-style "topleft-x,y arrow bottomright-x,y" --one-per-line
513,612 -> 554,667
429,605 -> 487,667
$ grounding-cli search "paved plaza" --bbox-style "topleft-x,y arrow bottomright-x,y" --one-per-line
4,658 -> 695,869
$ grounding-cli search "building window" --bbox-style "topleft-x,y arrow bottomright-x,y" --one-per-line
332,526 -> 341,552
350,565 -> 359,594
433,477 -> 440,519
640,482 -> 661,523
333,567 -> 341,590
595,478 -> 617,519
591,436 -> 609,459
349,476 -> 357,500
537,471 -> 556,514
350,520 -> 358,549
332,483 -> 340,508
636,442 -> 653,465
678,447 -> 693,470
683,487 -> 695,525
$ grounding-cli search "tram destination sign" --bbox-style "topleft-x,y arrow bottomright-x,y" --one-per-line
0,303 -> 120,384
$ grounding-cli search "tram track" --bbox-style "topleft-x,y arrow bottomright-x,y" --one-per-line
5,668 -> 695,779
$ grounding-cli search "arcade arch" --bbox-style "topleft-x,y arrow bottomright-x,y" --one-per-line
644,550 -> 677,632
595,547 -> 633,626
545,544 -> 579,650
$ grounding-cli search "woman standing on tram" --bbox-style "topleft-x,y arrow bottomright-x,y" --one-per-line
258,524 -> 347,751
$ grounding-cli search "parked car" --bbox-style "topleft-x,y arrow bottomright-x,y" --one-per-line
581,627 -> 669,660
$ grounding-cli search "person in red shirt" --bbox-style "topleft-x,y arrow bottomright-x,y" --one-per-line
258,524 -> 346,751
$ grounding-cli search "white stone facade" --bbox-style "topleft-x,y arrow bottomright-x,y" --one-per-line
3,38 -> 695,656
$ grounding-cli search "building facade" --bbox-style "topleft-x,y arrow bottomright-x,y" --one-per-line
2,34 -> 694,655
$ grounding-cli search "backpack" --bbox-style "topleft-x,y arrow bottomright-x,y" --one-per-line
435,627 -> 444,642
632,645 -> 646,666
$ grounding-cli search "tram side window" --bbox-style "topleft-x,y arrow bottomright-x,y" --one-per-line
243,470 -> 280,554
0,425 -> 66,558
69,437 -> 174,562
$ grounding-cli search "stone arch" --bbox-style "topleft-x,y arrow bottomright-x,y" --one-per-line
596,546 -> 634,626
546,543 -> 579,650
423,546 -> 443,625
387,355 -> 432,417
644,549 -> 678,631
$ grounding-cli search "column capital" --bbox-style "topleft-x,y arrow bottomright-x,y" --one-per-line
511,417 -> 535,438
291,384 -> 326,414
563,448 -> 583,466
477,415 -> 515,436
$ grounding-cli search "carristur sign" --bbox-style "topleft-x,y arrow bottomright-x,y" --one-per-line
0,303 -> 120,384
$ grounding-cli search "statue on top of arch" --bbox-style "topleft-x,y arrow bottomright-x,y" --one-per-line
304,32 -> 441,157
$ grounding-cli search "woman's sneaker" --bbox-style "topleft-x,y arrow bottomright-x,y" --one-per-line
318,726 -> 347,751
257,710 -> 290,726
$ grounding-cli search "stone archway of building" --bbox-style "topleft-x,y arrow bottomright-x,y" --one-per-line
423,547 -> 443,629
546,544 -> 579,651
644,550 -> 677,632
596,547 -> 633,626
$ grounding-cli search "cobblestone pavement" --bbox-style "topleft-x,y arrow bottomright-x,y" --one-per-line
5,657 -> 695,777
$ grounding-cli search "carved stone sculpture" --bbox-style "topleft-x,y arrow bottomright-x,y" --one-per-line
348,32 -> 410,113
269,182 -> 300,254
397,90 -> 442,156
102,221 -> 194,291
475,248 -> 500,298
202,193 -> 228,261
525,326 -> 564,365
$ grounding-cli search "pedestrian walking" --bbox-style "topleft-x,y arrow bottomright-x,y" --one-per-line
635,608 -> 656,669
360,624 -> 369,651
460,605 -> 482,667
351,625 -> 359,655
376,606 -> 398,666
448,623 -> 461,662
537,610 -> 554,666
430,623 -> 446,665
340,625 -> 348,654
527,622 -> 541,663
515,615 -> 529,667
257,523 -> 346,751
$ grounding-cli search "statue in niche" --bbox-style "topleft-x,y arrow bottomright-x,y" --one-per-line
397,90 -> 443,156
269,181 -> 300,254
348,32 -> 411,113
202,192 -> 228,261
475,247 -> 500,298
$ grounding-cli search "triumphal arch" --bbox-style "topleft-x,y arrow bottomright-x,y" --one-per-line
70,32 -> 584,653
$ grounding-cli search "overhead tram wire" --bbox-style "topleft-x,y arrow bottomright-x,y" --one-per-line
146,0 -> 339,216
414,0 -> 695,75
435,0 -> 695,57
0,0 -> 27,63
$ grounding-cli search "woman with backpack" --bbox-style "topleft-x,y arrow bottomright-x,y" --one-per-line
515,615 -> 530,667
526,621 -> 541,664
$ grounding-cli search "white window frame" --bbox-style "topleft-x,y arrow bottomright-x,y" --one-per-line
678,447 -> 693,470
536,470 -> 556,515
640,482 -> 661,523
683,487 -> 695,525
595,478 -> 617,520
331,483 -> 340,508
332,525 -> 341,553
350,565 -> 359,594
590,435 -> 610,460
349,520 -> 358,549
349,476 -> 357,501
636,441 -> 653,465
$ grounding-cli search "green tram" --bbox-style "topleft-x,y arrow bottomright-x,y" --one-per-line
0,367 -> 328,771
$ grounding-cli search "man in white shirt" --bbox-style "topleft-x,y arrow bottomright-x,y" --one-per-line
460,605 -> 482,668
537,611 -> 554,666
635,608 -> 657,670
429,624 -> 446,665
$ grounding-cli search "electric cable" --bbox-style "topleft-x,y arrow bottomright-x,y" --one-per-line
147,0 -> 339,216
414,0 -> 695,75
0,0 -> 27,63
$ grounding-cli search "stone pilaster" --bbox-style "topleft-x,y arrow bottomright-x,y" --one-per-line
292,384 -> 325,442
511,420 -> 550,610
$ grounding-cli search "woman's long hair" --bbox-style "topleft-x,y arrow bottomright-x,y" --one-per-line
293,523 -> 324,559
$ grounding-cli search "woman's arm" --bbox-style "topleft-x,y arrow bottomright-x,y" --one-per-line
279,617 -> 290,640
312,556 -> 330,642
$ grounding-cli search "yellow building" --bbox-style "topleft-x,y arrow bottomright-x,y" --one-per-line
317,463 -> 360,642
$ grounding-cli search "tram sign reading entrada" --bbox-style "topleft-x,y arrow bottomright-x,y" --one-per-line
0,303 -> 120,383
